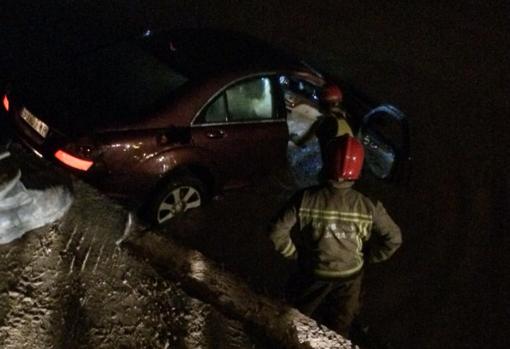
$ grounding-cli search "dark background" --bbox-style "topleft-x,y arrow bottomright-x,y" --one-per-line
2,1 -> 508,348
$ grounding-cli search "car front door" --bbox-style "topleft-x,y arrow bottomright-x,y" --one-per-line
191,76 -> 288,189
279,74 -> 411,183
358,104 -> 411,181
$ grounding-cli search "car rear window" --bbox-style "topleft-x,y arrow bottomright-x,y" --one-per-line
73,41 -> 189,120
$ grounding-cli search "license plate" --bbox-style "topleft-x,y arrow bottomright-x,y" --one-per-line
20,107 -> 49,138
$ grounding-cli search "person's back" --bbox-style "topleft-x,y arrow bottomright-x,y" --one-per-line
296,179 -> 400,279
269,135 -> 402,337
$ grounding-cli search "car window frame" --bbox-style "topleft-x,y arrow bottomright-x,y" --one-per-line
191,73 -> 286,127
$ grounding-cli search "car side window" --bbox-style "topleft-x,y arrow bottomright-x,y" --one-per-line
203,95 -> 228,123
225,77 -> 274,121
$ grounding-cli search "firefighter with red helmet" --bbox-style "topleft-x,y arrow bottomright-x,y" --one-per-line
291,83 -> 353,162
269,135 -> 402,337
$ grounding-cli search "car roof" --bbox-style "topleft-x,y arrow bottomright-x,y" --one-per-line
12,28 -> 323,135
140,28 -> 310,78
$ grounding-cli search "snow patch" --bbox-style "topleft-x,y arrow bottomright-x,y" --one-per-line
0,152 -> 73,244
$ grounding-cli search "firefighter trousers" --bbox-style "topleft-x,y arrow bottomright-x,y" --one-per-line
286,271 -> 363,337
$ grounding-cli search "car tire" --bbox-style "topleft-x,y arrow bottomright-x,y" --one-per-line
147,175 -> 206,226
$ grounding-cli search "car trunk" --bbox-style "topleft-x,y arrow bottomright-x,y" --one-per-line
12,41 -> 189,137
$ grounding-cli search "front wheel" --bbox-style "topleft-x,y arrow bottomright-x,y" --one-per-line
147,176 -> 206,225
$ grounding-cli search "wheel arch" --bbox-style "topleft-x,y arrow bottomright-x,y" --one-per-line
151,163 -> 216,201
139,163 -> 216,225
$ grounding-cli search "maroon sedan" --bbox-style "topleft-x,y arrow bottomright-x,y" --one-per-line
3,29 -> 409,225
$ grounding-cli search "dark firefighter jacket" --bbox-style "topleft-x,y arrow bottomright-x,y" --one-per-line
269,180 -> 402,279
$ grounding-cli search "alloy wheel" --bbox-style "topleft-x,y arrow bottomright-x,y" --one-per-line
157,185 -> 202,223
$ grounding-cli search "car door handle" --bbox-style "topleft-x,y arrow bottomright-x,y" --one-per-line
206,129 -> 225,139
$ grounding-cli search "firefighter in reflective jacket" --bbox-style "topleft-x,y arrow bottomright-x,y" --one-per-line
269,135 -> 402,337
291,83 -> 353,162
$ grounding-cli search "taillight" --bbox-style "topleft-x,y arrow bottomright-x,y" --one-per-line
54,149 -> 94,171
2,95 -> 9,112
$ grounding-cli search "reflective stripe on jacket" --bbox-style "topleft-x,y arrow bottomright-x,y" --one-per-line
269,180 -> 402,279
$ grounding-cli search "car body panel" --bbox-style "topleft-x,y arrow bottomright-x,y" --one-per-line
191,119 -> 289,188
5,29 -> 410,208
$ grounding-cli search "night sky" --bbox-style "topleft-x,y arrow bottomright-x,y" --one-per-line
2,1 -> 508,348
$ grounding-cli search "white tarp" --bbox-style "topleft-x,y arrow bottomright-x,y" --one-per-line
0,151 -> 73,244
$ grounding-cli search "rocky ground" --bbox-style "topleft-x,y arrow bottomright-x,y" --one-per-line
0,90 -> 342,349
0,145 -> 290,349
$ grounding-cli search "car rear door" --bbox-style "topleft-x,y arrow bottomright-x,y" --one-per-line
191,75 -> 288,189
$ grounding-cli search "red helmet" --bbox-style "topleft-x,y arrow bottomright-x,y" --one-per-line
324,135 -> 365,180
320,84 -> 343,104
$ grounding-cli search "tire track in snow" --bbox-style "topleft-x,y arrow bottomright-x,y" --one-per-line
0,227 -> 70,348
